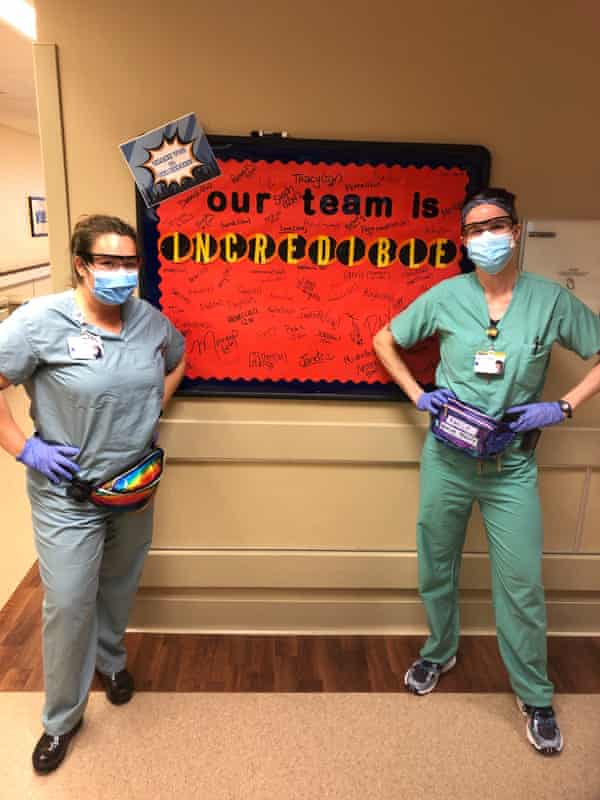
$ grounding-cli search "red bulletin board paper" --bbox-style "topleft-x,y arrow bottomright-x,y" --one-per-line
156,159 -> 468,385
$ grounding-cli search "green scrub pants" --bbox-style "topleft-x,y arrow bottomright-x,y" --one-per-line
28,484 -> 153,736
417,432 -> 553,707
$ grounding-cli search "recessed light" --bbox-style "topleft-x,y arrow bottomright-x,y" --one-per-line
0,1 -> 37,40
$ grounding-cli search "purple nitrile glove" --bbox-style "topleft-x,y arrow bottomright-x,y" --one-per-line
505,402 -> 565,433
16,435 -> 80,484
416,388 -> 456,414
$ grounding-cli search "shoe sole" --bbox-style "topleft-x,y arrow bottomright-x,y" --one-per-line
33,718 -> 83,775
404,655 -> 457,695
515,697 -> 564,755
106,691 -> 134,706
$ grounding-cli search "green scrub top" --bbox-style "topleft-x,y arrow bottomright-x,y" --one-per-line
390,271 -> 600,419
0,290 -> 185,487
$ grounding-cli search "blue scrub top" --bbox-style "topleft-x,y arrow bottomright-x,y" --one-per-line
0,290 -> 185,485
390,272 -> 600,419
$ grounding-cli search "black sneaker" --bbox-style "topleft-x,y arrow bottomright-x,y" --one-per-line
32,718 -> 83,774
97,668 -> 135,705
404,655 -> 457,695
516,697 -> 564,755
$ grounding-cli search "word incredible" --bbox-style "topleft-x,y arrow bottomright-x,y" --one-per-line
159,231 -> 458,270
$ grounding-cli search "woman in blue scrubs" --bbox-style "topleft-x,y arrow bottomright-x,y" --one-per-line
373,188 -> 600,755
0,215 -> 186,773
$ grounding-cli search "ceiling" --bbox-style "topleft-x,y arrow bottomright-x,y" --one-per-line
0,19 -> 38,135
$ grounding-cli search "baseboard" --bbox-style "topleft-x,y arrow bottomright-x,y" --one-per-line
129,587 -> 600,636
140,550 -> 600,591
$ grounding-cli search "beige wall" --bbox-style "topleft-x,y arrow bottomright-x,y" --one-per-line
0,386 -> 35,609
36,0 -> 600,224
0,124 -> 49,607
14,0 -> 600,630
0,124 -> 48,273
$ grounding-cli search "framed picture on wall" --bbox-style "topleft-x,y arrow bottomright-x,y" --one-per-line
28,196 -> 48,237
137,135 -> 490,399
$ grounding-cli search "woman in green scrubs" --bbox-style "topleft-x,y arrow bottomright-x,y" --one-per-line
0,215 -> 186,773
373,188 -> 600,755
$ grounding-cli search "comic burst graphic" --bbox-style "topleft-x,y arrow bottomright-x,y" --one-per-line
143,134 -> 203,188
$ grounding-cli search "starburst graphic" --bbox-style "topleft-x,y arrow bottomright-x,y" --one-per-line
143,134 -> 204,189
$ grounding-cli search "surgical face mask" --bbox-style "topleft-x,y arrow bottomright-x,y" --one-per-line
466,231 -> 515,275
85,267 -> 138,305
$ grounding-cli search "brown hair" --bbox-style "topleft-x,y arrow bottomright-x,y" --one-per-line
461,187 -> 518,226
71,214 -> 137,283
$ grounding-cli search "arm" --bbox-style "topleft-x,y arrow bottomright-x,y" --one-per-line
0,373 -> 79,481
506,356 -> 600,431
0,374 -> 27,457
162,354 -> 186,410
561,357 -> 600,413
554,289 -> 600,414
373,326 -> 424,406
0,312 -> 79,481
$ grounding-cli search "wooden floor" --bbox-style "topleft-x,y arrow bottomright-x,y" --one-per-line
1,564 -> 600,693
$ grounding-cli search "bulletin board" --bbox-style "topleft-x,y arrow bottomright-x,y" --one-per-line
138,135 -> 490,398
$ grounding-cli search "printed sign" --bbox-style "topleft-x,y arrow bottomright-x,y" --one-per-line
521,220 -> 600,314
120,113 -> 220,207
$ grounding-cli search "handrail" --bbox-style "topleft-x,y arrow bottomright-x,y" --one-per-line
0,262 -> 51,278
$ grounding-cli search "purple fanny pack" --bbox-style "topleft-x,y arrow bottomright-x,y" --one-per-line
431,397 -> 516,459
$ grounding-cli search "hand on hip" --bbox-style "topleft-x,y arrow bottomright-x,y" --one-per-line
16,436 -> 80,484
416,388 -> 456,414
504,402 -> 565,432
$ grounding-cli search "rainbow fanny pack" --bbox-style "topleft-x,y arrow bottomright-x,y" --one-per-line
66,448 -> 164,512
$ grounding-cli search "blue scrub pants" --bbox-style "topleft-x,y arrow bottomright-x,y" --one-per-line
417,432 -> 554,707
28,484 -> 153,735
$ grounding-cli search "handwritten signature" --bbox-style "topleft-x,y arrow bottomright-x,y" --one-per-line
230,164 -> 257,184
274,186 -> 301,208
297,278 -> 320,301
285,324 -> 308,340
249,351 -> 287,368
227,308 -> 259,325
299,351 -> 335,368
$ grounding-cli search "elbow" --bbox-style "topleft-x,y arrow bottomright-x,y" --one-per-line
166,353 -> 186,377
175,352 -> 187,374
373,326 -> 392,356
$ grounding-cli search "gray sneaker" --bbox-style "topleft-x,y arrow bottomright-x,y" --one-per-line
516,697 -> 564,755
404,655 -> 457,695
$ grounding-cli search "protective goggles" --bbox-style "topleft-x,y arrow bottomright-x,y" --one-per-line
67,448 -> 164,512
461,216 -> 514,239
77,252 -> 141,270
431,398 -> 515,459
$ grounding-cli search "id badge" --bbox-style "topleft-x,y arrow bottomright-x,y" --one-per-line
474,350 -> 505,376
67,333 -> 104,360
